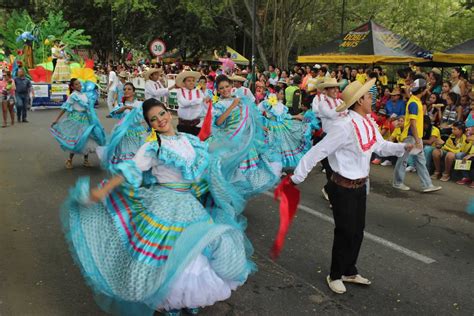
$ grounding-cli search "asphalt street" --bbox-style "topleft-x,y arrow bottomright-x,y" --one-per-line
0,105 -> 473,316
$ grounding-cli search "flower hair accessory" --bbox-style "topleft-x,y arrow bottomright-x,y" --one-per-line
146,128 -> 158,142
268,94 -> 278,107
212,93 -> 219,104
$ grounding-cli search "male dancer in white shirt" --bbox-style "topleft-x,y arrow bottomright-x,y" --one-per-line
175,70 -> 209,135
230,75 -> 256,103
290,79 -> 413,294
312,77 -> 348,200
144,68 -> 174,101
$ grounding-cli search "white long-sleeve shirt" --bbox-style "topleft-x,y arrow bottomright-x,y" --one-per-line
291,110 -> 406,184
313,95 -> 348,133
177,87 -> 204,121
144,80 -> 169,100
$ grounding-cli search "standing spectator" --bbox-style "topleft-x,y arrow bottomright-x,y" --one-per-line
51,40 -> 61,71
301,65 -> 312,91
385,88 -> 406,117
106,64 -> 118,116
1,72 -> 15,127
392,79 -> 442,192
355,66 -> 367,84
379,87 -> 390,109
14,67 -> 33,123
368,72 -> 378,110
451,67 -> 466,96
285,75 -> 302,115
213,50 -> 235,75
432,121 -> 471,181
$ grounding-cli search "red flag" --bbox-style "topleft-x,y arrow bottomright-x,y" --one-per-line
198,100 -> 213,141
271,175 -> 300,259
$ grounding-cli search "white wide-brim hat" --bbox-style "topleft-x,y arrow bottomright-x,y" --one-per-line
175,71 -> 201,88
336,78 -> 376,112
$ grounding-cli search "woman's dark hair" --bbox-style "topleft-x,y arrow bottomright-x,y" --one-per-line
142,98 -> 168,151
453,67 -> 462,75
443,80 -> 452,88
447,92 -> 459,106
274,86 -> 286,104
69,78 -> 80,94
453,121 -> 466,133
124,82 -> 135,91
199,75 -> 206,81
423,115 -> 433,139
432,73 -> 442,87
215,74 -> 231,88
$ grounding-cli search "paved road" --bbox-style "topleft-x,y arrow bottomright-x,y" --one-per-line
1,106 -> 473,315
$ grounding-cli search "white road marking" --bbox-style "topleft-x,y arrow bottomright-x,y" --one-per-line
262,191 -> 436,264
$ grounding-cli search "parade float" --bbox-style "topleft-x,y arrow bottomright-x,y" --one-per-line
0,10 -> 96,109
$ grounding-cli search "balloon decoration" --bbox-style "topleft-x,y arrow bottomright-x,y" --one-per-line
29,66 -> 52,83
71,67 -> 97,83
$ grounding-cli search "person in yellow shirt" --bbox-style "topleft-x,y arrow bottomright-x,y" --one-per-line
392,79 -> 442,192
456,119 -> 474,186
432,121 -> 471,182
355,66 -> 367,84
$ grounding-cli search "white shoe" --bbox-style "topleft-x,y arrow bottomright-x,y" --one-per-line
321,187 -> 329,201
326,275 -> 346,294
422,185 -> 442,193
405,166 -> 416,173
381,160 -> 392,166
342,274 -> 372,285
393,183 -> 411,191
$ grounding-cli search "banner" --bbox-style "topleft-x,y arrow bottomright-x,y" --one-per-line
51,83 -> 69,96
32,84 -> 49,98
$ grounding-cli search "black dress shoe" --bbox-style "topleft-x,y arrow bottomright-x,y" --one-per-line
22,119 -> 29,123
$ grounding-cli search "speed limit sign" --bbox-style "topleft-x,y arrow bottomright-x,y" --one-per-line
148,38 -> 166,57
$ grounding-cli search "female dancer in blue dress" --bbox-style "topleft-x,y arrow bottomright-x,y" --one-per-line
259,86 -> 319,168
50,78 -> 106,169
62,98 -> 254,316
211,74 -> 282,199
100,82 -> 148,168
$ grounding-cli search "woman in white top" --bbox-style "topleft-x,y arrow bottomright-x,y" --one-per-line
451,67 -> 466,96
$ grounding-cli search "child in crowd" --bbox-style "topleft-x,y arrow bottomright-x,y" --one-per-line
456,120 -> 474,187
432,121 -> 471,182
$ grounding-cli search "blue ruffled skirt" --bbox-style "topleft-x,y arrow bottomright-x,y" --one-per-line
62,178 -> 253,315
50,111 -> 99,155
265,118 -> 312,168
108,124 -> 148,165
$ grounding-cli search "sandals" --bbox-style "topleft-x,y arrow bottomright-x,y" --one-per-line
440,174 -> 450,182
431,172 -> 441,180
65,159 -> 73,169
82,159 -> 92,167
341,274 -> 372,285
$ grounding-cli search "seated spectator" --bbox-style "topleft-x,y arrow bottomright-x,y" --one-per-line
378,87 -> 390,109
385,88 -> 406,117
440,81 -> 451,103
438,92 -> 460,138
356,66 -> 367,83
456,120 -> 474,186
432,121 -> 471,182
407,115 -> 443,173
459,94 -> 470,121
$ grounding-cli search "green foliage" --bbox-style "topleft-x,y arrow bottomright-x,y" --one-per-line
0,9 -> 34,53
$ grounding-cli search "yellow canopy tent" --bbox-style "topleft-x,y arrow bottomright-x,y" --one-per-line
431,39 -> 474,65
298,21 -> 426,64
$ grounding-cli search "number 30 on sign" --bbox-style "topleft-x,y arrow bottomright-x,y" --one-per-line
148,38 -> 166,57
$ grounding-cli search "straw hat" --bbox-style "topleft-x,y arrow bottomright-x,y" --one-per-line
336,78 -> 376,112
277,78 -> 288,85
229,75 -> 246,82
144,68 -> 163,80
389,88 -> 401,95
316,77 -> 342,89
175,70 -> 201,88
118,71 -> 129,78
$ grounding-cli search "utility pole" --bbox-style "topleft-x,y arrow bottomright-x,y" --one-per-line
111,4 -> 115,63
251,0 -> 256,93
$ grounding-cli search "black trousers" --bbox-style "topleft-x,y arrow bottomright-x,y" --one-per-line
326,179 -> 367,280
177,124 -> 200,136
52,58 -> 57,71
